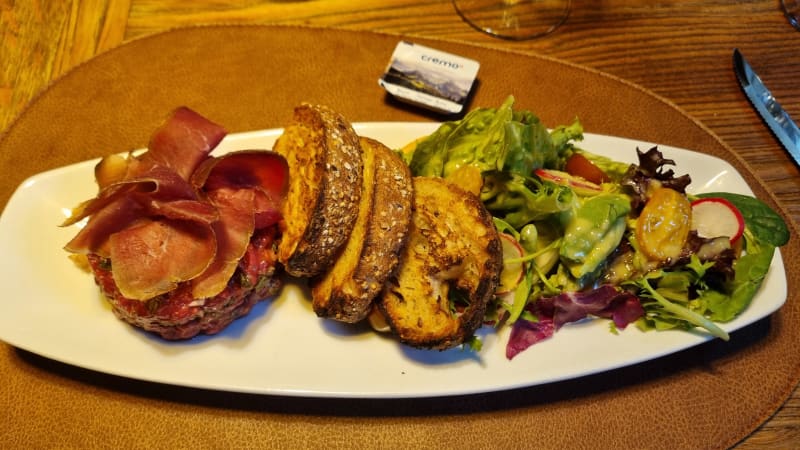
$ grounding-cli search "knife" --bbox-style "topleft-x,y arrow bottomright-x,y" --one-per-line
733,48 -> 800,166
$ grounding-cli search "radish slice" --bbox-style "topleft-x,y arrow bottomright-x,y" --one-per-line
690,197 -> 745,244
497,233 -> 525,295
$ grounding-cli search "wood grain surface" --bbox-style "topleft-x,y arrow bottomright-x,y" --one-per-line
2,1 -> 799,447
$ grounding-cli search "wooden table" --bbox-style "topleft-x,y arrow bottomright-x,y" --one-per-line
2,1 -> 799,447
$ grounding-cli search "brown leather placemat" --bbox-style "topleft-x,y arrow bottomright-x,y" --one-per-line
1,25 -> 798,449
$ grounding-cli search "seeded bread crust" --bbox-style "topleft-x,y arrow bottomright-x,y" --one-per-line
311,137 -> 412,322
377,176 -> 502,350
273,104 -> 363,277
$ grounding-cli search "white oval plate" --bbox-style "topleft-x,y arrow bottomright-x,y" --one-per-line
0,122 -> 786,398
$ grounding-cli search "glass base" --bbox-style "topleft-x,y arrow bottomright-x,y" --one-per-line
782,0 -> 800,30
453,0 -> 571,40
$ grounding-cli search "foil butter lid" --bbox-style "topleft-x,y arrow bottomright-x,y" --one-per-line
379,41 -> 480,115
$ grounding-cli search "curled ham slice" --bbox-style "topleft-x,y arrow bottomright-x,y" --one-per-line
109,218 -> 217,300
63,107 -> 223,228
191,188 -> 256,299
63,107 -> 288,301
144,198 -> 218,223
192,150 -> 289,195
192,150 -> 288,229
64,196 -> 145,258
143,106 -> 226,181
62,163 -> 213,231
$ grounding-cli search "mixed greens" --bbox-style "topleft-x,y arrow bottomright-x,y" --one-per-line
398,96 -> 790,359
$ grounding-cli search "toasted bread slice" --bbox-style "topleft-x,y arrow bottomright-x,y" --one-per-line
311,137 -> 413,322
273,104 -> 363,277
377,177 -> 502,350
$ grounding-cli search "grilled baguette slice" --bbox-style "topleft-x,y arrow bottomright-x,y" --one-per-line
273,104 -> 363,277
311,137 -> 412,322
378,177 -> 502,350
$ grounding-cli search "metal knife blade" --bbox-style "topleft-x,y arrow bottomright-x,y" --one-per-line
733,48 -> 800,166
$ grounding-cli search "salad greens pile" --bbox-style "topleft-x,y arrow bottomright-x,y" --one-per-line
399,95 -> 790,359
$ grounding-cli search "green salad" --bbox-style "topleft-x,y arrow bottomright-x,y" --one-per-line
398,96 -> 790,359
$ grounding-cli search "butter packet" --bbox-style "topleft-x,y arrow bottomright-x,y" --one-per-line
379,41 -> 480,115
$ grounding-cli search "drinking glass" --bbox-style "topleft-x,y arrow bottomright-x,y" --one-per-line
452,0 -> 571,40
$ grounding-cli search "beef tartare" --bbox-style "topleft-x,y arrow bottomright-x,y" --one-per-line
87,226 -> 281,339
62,107 -> 289,339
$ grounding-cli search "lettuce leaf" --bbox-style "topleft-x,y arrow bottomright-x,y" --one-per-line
630,271 -> 730,340
504,110 -> 583,175
708,228 -> 776,322
481,172 -> 575,228
408,96 -> 513,177
404,95 -> 583,179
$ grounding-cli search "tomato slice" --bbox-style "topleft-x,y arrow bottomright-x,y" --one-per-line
564,153 -> 610,184
636,187 -> 691,261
